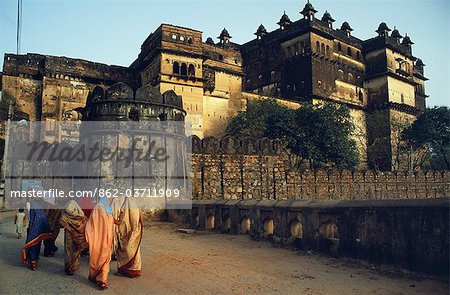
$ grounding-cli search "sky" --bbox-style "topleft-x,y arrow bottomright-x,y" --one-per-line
0,0 -> 449,107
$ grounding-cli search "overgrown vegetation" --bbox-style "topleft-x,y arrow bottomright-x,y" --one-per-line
401,106 -> 450,171
225,99 -> 359,170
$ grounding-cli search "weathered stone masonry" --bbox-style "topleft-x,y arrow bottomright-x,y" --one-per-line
191,136 -> 450,201
1,1 -> 431,170
182,136 -> 450,276
169,198 -> 449,276
0,53 -> 137,124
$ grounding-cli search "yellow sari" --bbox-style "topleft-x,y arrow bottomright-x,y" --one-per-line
115,197 -> 142,277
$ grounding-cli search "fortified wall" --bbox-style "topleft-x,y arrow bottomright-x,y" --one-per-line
0,53 -> 137,125
169,198 -> 449,277
190,136 -> 450,201
181,136 -> 450,277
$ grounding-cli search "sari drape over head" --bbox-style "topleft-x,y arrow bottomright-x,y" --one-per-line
21,200 -> 52,263
116,197 -> 142,277
60,200 -> 88,273
85,197 -> 114,284
79,194 -> 95,218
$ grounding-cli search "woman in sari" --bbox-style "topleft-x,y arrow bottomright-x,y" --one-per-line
115,197 -> 142,278
59,201 -> 88,275
79,193 -> 95,256
21,198 -> 52,271
79,192 -> 94,219
44,207 -> 61,257
85,197 -> 123,290
110,197 -> 122,261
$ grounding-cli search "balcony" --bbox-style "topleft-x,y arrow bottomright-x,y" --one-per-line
395,68 -> 410,77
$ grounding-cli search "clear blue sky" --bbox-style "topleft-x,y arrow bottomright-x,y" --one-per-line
0,0 -> 448,106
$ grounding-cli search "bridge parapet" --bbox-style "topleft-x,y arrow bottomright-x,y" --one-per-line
168,197 -> 450,277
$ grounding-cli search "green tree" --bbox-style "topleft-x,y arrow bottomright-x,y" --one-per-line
225,99 -> 359,170
225,99 -> 291,139
402,106 -> 450,170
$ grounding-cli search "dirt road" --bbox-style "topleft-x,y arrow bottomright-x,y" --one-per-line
0,211 -> 447,295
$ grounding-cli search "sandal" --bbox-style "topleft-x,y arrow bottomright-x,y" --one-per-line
29,261 -> 37,271
97,282 -> 107,290
65,270 -> 74,276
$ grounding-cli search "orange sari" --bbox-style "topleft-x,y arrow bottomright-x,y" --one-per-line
85,199 -> 114,285
116,198 -> 142,277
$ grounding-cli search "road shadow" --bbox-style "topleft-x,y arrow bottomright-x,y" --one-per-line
71,272 -> 98,289
1,232 -> 20,239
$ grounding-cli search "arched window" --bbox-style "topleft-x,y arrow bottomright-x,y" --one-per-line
240,216 -> 251,234
187,37 -> 193,44
319,220 -> 339,239
301,42 -> 306,53
326,45 -> 330,57
289,218 -> 303,238
321,43 -> 325,55
337,69 -> 344,80
206,214 -> 214,230
128,108 -> 140,121
348,73 -> 354,83
181,63 -> 187,76
316,41 -> 320,53
188,64 -> 195,76
347,47 -> 352,57
358,90 -> 364,101
173,61 -> 180,74
337,42 -> 342,52
263,217 -> 274,235
356,51 -> 361,60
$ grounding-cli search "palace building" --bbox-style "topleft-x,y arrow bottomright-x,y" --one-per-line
0,1 -> 428,170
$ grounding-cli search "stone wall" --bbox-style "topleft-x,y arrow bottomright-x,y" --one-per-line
1,53 -> 137,125
168,197 -> 450,276
191,136 -> 450,201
